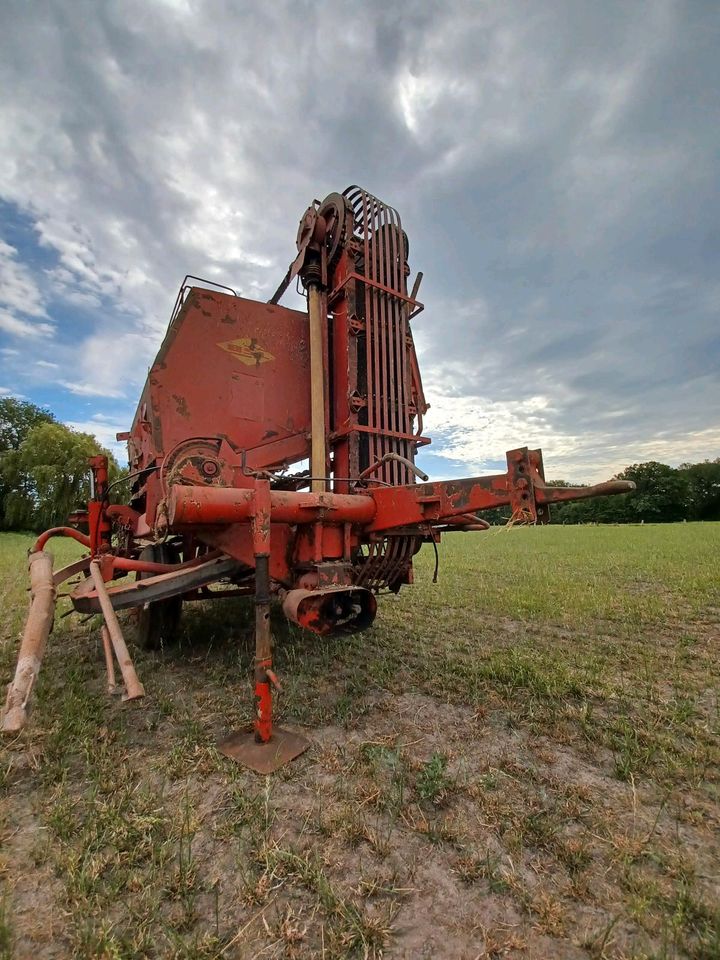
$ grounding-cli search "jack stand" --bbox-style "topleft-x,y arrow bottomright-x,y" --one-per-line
218,553 -> 309,773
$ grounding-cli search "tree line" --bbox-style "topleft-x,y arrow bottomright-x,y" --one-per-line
478,459 -> 720,525
0,397 -> 123,532
0,397 -> 717,531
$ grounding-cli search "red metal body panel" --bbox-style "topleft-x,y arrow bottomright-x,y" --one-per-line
128,290 -> 311,475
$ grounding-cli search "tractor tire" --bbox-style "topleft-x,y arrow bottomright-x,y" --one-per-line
136,544 -> 183,650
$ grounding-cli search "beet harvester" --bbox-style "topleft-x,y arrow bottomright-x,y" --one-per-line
2,186 -> 634,770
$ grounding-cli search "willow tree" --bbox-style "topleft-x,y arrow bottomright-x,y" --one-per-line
1,421 -> 120,531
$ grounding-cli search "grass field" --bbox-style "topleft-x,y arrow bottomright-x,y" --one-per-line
0,524 -> 718,959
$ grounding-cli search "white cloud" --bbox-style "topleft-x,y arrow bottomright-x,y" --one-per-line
0,238 -> 48,318
69,329 -> 156,397
64,417 -> 129,462
0,308 -> 55,339
57,379 -> 125,399
424,383 -> 720,483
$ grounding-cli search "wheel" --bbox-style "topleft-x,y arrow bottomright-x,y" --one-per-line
136,544 -> 183,650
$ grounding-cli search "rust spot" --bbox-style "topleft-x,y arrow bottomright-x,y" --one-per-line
172,394 -> 190,419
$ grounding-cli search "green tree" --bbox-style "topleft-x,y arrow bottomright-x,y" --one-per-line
0,422 -> 120,531
616,461 -> 689,523
0,397 -> 56,452
0,397 -> 57,525
553,463 -> 691,524
681,459 -> 720,520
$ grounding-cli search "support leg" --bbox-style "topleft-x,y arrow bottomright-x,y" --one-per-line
101,625 -> 118,695
217,483 -> 309,773
90,561 -> 145,701
253,554 -> 275,744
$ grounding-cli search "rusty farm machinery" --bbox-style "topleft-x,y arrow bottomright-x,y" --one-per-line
1,186 -> 634,771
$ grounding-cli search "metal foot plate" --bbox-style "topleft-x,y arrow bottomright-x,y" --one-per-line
217,727 -> 310,774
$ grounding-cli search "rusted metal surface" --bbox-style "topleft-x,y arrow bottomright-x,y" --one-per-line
4,183 -> 636,769
282,586 -> 377,635
217,726 -> 310,774
168,485 -> 376,526
71,554 -> 240,613
128,293 -> 312,509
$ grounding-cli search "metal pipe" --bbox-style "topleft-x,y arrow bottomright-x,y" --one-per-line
437,523 -> 491,532
111,550 -> 221,576
308,284 -> 326,493
168,485 -> 376,526
2,551 -> 56,733
101,625 -> 117,693
358,452 -> 429,483
253,554 -> 274,743
33,526 -> 91,552
442,513 -> 491,530
89,561 -> 145,701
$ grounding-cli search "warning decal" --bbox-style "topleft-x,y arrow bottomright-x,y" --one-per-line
217,337 -> 274,366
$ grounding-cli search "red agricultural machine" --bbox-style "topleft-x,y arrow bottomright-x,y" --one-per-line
2,186 -> 633,770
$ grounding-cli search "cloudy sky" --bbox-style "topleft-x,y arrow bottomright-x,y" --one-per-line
0,0 -> 717,483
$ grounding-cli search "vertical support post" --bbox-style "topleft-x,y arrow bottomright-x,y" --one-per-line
252,479 -> 274,743
216,463 -> 310,770
87,455 -> 111,556
308,284 -> 327,493
313,520 -> 324,563
505,448 -> 539,526
253,554 -> 273,743
330,250 -> 354,493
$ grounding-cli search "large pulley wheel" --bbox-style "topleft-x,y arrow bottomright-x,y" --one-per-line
136,544 -> 183,650
318,192 -> 351,267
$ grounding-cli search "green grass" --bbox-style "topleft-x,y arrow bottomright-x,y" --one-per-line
0,524 -> 718,958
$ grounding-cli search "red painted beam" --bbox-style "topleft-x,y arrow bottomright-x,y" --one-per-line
367,475 -> 635,532
168,485 -> 376,526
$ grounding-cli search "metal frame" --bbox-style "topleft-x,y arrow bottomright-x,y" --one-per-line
1,184 -> 635,770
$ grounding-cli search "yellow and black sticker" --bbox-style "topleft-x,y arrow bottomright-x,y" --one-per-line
217,337 -> 274,366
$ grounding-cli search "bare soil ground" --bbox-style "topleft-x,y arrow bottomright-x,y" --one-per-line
0,524 -> 718,959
